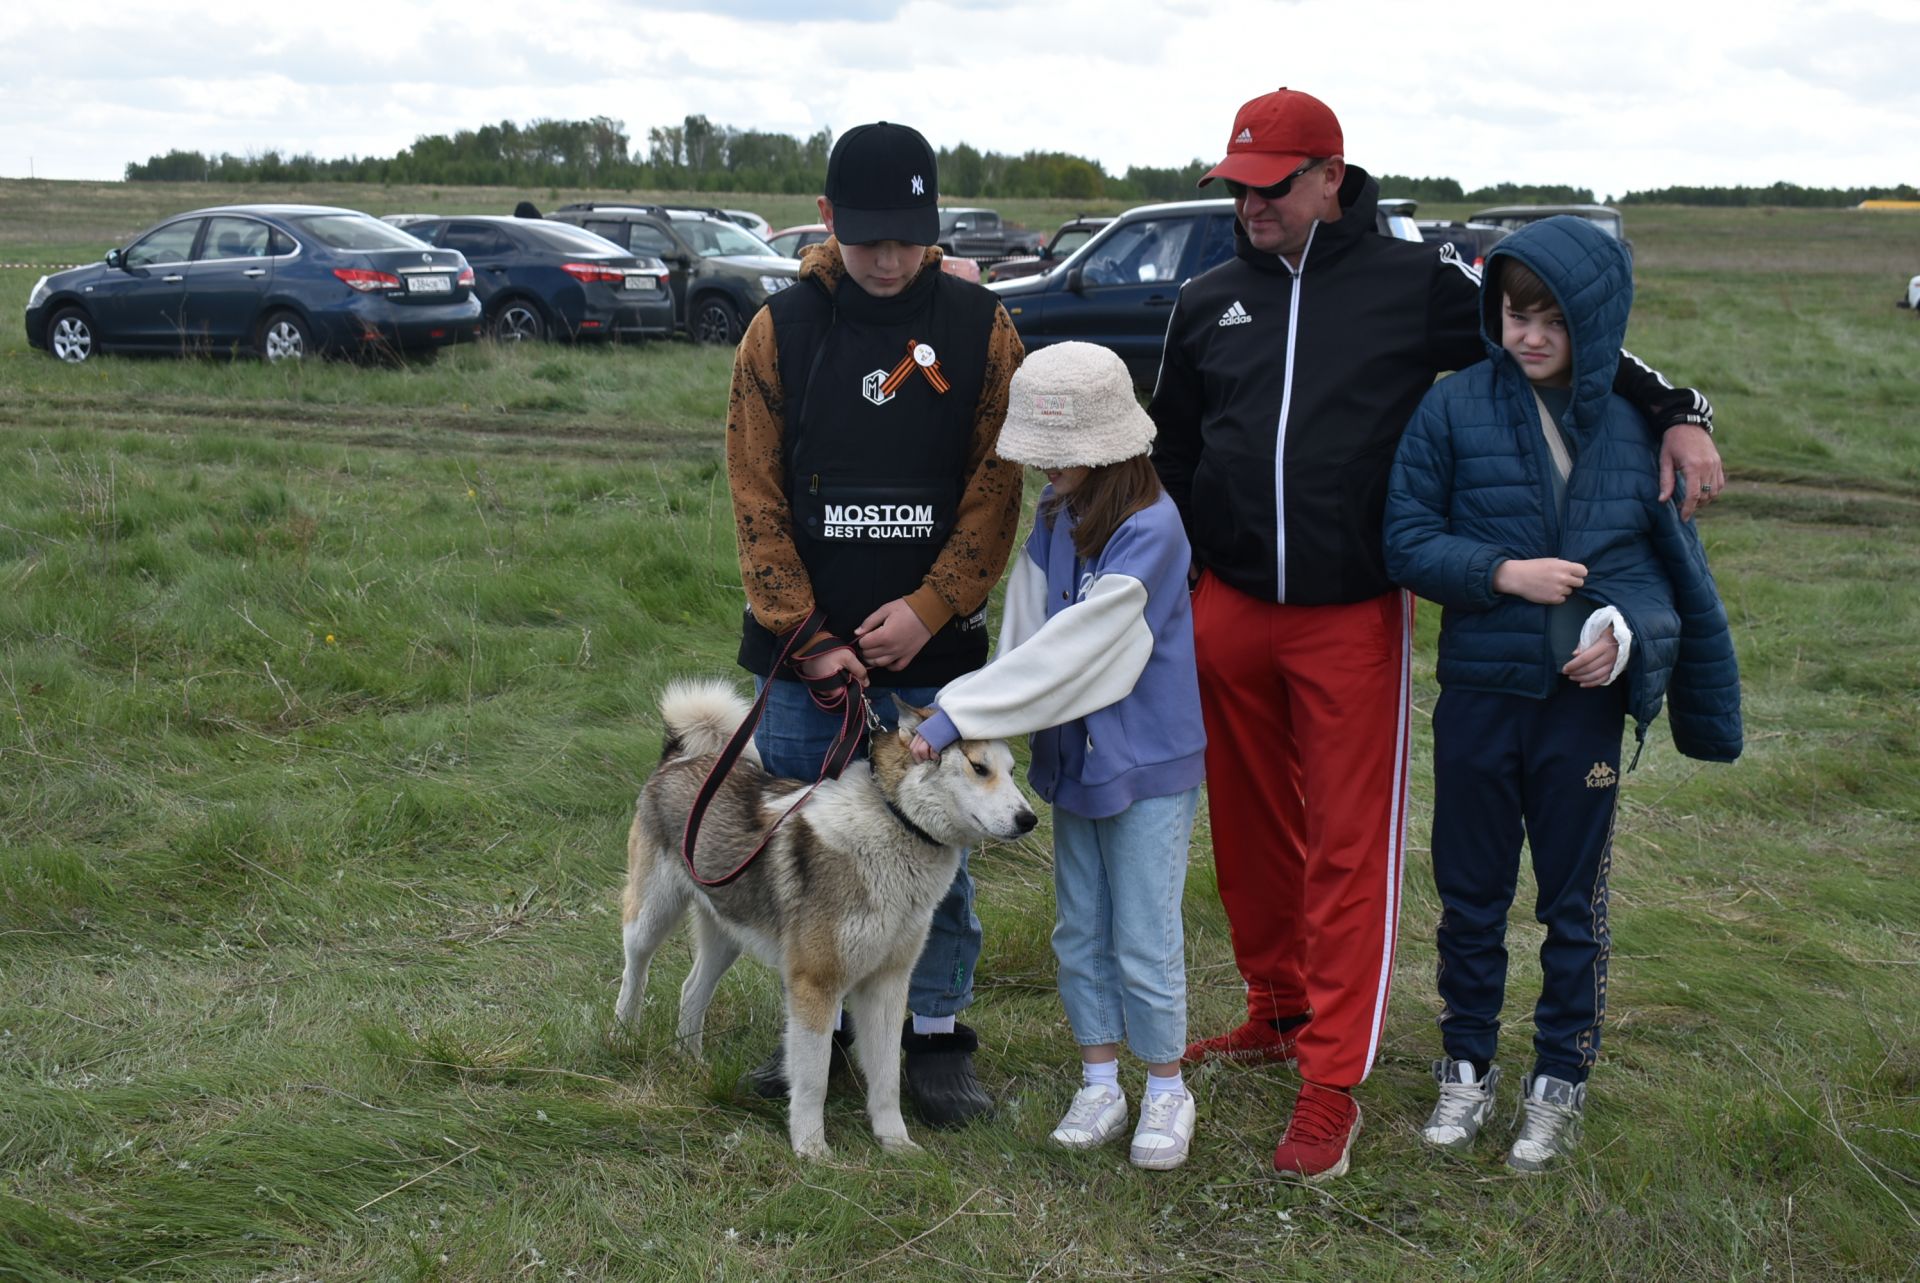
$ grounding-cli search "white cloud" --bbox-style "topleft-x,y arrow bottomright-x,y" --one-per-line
0,0 -> 1914,196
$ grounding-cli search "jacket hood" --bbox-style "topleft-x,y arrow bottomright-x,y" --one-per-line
797,236 -> 945,294
1479,216 -> 1635,431
1233,165 -> 1380,271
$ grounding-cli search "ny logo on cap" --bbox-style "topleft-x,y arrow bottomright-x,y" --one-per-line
911,175 -> 925,196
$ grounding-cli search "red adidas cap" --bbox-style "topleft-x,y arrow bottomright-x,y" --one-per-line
1199,88 -> 1344,188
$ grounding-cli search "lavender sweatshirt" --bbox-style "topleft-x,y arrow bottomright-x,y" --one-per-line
917,489 -> 1206,819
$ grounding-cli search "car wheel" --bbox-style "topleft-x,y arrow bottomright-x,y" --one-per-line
47,307 -> 97,363
690,295 -> 744,345
490,299 -> 546,343
258,311 -> 312,362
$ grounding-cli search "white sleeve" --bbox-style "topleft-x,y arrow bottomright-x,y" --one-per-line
995,550 -> 1049,657
934,572 -> 1152,743
1578,605 -> 1634,685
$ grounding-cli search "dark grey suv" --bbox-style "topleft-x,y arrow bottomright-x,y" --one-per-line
544,203 -> 800,343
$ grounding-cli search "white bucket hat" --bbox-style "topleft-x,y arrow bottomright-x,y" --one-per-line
993,342 -> 1156,469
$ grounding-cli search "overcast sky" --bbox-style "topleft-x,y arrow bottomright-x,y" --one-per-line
3,0 -> 1915,198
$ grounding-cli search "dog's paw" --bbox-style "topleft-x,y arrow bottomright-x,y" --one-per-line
793,1136 -> 833,1161
877,1134 -> 923,1155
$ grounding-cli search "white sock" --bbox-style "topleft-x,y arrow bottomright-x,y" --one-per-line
1146,1070 -> 1186,1099
1082,1059 -> 1121,1093
911,1013 -> 955,1036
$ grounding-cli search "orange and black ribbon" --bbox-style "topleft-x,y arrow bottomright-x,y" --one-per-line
880,338 -> 951,398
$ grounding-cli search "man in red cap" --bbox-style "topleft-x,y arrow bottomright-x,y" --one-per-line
1149,88 -> 1724,1179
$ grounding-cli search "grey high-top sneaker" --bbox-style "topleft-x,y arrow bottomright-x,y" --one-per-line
1420,1059 -> 1501,1153
1507,1072 -> 1586,1173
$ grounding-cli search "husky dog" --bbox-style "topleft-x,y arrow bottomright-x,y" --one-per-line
616,679 -> 1037,1158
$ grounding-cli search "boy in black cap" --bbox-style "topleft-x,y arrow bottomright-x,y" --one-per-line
724,121 -> 1026,1127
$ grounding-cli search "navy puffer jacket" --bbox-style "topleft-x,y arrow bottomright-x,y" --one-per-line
1384,216 -> 1742,762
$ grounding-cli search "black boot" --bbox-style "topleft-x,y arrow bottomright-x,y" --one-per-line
738,1020 -> 857,1101
901,1020 -> 994,1128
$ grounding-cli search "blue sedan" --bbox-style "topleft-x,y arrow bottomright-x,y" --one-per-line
393,216 -> 673,342
24,204 -> 482,363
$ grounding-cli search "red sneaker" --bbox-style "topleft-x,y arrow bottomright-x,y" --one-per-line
1181,1018 -> 1301,1068
1272,1081 -> 1361,1181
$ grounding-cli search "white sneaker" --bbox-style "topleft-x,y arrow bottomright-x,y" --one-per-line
1420,1059 -> 1501,1152
1049,1084 -> 1128,1150
1129,1090 -> 1196,1170
1507,1073 -> 1586,1173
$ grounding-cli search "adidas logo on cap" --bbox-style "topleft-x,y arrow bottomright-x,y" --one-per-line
1235,128 -> 1254,144
1218,300 -> 1252,327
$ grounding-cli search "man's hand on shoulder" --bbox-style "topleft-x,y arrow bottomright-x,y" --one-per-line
1659,423 -> 1724,521
855,598 -> 934,671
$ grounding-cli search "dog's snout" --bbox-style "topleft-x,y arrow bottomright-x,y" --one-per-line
1014,808 -> 1038,835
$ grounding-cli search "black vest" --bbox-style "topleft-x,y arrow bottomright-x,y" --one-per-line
737,265 -> 999,687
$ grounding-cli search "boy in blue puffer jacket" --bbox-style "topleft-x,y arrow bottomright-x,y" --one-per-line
1383,215 -> 1742,1173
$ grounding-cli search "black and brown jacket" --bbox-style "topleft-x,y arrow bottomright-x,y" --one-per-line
725,238 -> 1025,684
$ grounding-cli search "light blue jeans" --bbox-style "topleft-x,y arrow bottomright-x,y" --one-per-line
753,676 -> 981,1018
1050,787 -> 1198,1066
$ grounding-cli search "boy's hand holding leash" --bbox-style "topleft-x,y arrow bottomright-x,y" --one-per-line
854,598 -> 934,670
1494,557 -> 1588,604
798,646 -> 869,687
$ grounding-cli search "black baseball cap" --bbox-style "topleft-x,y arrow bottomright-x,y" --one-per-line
824,121 -> 939,246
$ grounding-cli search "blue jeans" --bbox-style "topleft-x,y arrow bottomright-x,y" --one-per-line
753,676 -> 980,1018
1050,788 -> 1198,1066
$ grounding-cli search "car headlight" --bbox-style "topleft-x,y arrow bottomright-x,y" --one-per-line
27,276 -> 49,310
759,275 -> 794,295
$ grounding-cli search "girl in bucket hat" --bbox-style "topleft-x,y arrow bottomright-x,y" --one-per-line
910,342 -> 1209,1169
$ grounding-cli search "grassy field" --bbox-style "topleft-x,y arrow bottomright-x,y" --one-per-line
2,185 -> 1918,1281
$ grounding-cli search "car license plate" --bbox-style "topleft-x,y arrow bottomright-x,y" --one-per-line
623,274 -> 657,292
408,274 -> 451,294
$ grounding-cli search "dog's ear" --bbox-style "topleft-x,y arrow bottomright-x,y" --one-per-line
891,695 -> 932,737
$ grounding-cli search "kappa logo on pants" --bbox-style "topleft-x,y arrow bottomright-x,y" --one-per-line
1585,762 -> 1618,789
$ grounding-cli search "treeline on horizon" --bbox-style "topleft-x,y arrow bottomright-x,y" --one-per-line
121,115 -> 1918,209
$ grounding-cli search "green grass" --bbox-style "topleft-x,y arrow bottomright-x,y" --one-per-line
2,188 -> 1918,1281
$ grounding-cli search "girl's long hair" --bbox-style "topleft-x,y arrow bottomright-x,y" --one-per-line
1041,454 -> 1163,561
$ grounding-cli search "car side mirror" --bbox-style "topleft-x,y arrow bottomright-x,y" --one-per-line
1066,266 -> 1085,294
105,248 -> 125,270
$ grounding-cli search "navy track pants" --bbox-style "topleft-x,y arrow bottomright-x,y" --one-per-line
1428,680 -> 1625,1084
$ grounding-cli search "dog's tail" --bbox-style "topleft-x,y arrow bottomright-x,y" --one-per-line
658,679 -> 756,763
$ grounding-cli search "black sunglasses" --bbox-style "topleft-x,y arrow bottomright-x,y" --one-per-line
1223,158 -> 1326,202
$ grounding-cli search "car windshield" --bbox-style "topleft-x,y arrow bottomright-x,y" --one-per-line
676,218 -> 774,258
522,222 -> 629,254
293,214 -> 430,251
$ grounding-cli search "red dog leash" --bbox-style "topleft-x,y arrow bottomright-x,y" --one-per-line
679,609 -> 873,888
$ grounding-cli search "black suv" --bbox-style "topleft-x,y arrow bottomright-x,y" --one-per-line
1415,220 -> 1509,269
544,203 -> 800,343
988,198 -> 1425,387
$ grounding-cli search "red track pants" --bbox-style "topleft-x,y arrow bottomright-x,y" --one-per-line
1192,573 -> 1413,1089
